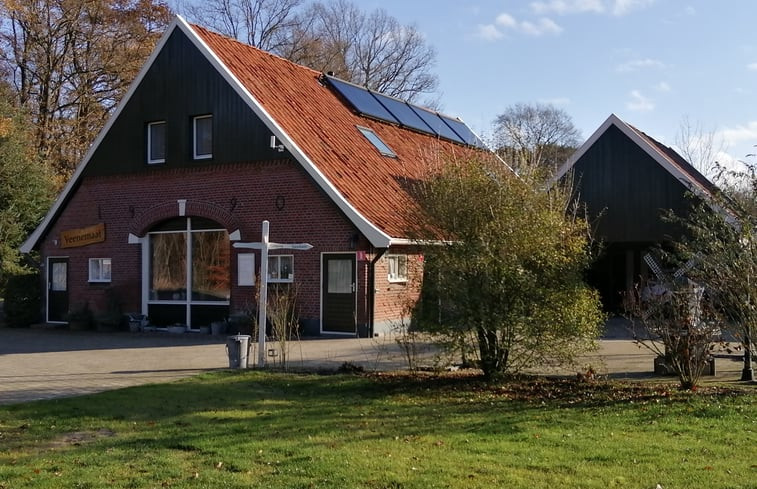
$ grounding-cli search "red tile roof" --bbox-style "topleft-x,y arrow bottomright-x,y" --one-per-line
190,23 -> 480,241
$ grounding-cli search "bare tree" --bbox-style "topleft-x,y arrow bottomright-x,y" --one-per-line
674,116 -> 726,179
181,0 -> 438,102
0,0 -> 172,183
300,1 -> 437,101
182,0 -> 303,52
493,102 -> 582,178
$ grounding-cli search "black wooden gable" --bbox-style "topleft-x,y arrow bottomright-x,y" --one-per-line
569,123 -> 696,244
84,28 -> 284,178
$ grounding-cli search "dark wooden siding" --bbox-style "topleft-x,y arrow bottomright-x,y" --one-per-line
84,29 -> 285,177
569,125 -> 695,244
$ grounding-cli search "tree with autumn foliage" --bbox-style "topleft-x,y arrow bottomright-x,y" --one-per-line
409,154 -> 604,380
0,0 -> 172,185
0,86 -> 54,290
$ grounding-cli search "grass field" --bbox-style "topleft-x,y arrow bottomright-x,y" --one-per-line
0,370 -> 754,488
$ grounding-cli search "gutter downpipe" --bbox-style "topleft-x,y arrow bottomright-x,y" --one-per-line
367,247 -> 389,337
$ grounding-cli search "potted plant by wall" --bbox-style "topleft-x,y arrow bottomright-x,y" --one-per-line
66,303 -> 93,330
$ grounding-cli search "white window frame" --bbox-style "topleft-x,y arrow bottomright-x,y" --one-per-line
88,258 -> 112,283
268,254 -> 294,283
387,254 -> 408,283
193,114 -> 213,160
147,121 -> 166,164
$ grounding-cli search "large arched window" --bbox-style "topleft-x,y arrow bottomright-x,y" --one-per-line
148,217 -> 229,328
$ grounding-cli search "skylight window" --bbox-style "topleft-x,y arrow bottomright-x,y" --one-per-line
357,126 -> 396,158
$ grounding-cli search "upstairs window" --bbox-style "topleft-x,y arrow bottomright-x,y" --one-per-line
193,115 -> 213,159
147,121 -> 166,164
357,126 -> 396,157
268,255 -> 294,283
387,254 -> 408,282
89,258 -> 112,283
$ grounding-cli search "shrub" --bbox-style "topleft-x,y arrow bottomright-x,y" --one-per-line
3,270 -> 42,327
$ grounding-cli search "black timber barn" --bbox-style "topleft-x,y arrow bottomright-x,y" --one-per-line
555,114 -> 718,311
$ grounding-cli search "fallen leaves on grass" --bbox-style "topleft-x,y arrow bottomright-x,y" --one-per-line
368,371 -> 748,408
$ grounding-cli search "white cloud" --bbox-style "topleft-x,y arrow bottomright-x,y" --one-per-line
655,81 -> 671,92
481,12 -> 563,38
475,24 -> 503,41
616,58 -> 665,72
521,17 -> 563,36
747,62 -> 757,71
709,150 -> 752,186
496,13 -> 517,28
627,90 -> 654,111
612,0 -> 656,16
530,0 -> 603,15
529,0 -> 654,16
718,121 -> 757,147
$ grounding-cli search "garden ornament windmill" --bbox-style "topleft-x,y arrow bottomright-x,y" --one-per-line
640,253 -> 700,323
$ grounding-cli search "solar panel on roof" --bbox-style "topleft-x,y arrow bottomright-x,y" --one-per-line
326,74 -> 484,148
371,91 -> 433,134
326,76 -> 398,124
441,115 -> 486,148
409,106 -> 465,144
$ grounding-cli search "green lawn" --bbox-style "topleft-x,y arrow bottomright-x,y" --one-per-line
0,371 -> 754,489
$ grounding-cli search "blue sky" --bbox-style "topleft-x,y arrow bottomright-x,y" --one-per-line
362,0 -> 757,173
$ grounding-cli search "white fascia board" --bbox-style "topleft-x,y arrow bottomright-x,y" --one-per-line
20,18 -> 185,254
178,17 -> 393,249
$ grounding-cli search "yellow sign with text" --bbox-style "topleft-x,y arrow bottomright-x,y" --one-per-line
60,223 -> 106,249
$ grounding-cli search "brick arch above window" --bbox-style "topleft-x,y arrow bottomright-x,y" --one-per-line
130,199 -> 241,238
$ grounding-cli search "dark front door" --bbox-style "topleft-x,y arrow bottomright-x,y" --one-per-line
322,253 -> 356,333
47,258 -> 69,322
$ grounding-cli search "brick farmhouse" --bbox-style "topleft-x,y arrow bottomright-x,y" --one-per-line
21,16 -> 486,337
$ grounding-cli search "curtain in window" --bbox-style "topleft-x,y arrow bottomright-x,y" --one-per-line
328,259 -> 352,293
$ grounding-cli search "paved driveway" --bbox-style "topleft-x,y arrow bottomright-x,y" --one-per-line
0,326 -> 747,405
0,327 -> 424,405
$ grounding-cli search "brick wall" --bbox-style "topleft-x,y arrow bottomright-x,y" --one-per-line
372,249 -> 423,332
37,160 -> 421,334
